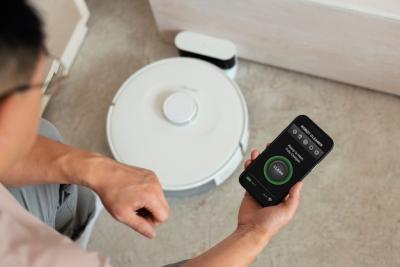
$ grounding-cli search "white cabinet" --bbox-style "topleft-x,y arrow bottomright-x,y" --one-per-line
149,0 -> 400,95
30,0 -> 89,112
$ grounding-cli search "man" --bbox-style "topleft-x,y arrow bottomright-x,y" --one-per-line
0,1 -> 303,266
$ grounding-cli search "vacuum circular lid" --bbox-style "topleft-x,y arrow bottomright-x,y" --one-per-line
107,57 -> 248,191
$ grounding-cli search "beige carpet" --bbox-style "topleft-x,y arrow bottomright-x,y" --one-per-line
44,0 -> 400,266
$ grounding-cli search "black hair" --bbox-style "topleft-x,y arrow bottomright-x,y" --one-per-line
0,0 -> 45,90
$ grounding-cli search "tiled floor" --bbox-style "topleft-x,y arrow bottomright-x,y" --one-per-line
44,0 -> 400,266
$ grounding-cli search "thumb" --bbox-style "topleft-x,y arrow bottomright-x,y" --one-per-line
282,181 -> 303,214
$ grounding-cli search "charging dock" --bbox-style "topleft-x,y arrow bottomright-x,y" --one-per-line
175,31 -> 238,79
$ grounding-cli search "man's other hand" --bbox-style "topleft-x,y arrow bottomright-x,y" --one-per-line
86,156 -> 170,239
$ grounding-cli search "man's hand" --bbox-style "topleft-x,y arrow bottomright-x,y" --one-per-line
183,147 -> 303,267
238,148 -> 303,239
86,156 -> 170,239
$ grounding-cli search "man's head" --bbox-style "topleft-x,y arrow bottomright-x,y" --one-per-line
0,0 -> 46,173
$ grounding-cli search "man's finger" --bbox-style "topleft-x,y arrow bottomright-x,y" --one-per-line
122,212 -> 156,239
141,195 -> 170,224
282,182 -> 303,213
250,149 -> 260,160
244,159 -> 251,168
149,175 -> 170,211
156,187 -> 170,220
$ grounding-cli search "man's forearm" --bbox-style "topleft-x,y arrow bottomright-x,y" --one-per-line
183,226 -> 270,267
0,135 -> 99,187
0,135 -> 171,239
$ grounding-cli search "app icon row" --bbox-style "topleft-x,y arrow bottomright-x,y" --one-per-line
289,125 -> 323,159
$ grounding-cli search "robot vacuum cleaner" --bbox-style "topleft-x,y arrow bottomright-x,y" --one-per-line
107,57 -> 249,195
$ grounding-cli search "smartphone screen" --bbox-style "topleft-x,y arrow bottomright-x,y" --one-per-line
239,115 -> 334,207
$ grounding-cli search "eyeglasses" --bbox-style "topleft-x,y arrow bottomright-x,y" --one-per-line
0,53 -> 68,101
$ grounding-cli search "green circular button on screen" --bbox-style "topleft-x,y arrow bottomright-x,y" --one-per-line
264,155 -> 293,185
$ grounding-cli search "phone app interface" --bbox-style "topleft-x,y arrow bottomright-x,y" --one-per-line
244,123 -> 328,204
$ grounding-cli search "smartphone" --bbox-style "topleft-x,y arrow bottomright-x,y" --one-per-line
239,115 -> 334,207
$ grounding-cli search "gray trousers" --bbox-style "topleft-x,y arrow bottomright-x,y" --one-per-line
7,119 -> 96,239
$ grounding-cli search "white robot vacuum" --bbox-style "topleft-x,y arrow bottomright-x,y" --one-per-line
107,57 -> 249,195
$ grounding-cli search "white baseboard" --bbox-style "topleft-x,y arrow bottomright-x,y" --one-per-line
41,0 -> 90,113
61,22 -> 88,72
